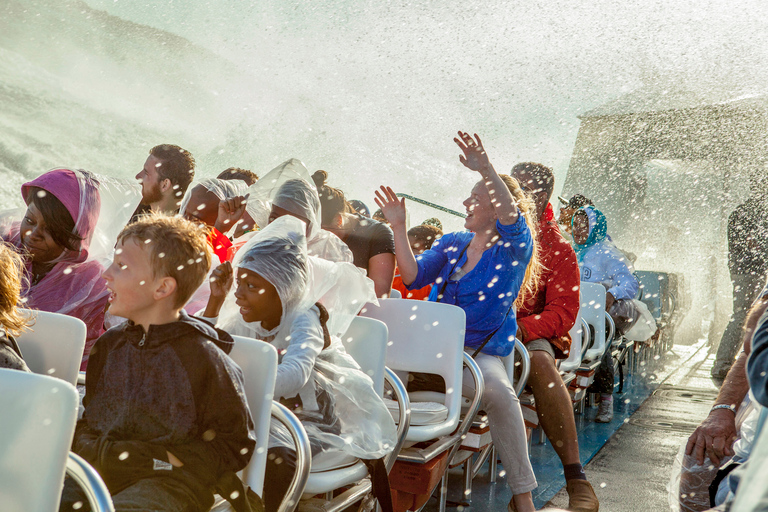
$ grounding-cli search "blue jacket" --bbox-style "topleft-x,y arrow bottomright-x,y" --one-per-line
407,215 -> 532,356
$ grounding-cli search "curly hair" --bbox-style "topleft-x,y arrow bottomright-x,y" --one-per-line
0,243 -> 32,335
218,167 -> 259,186
117,213 -> 212,308
499,174 -> 543,308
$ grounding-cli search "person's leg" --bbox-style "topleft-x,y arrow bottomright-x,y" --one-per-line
714,273 -> 764,379
60,476 -> 92,512
264,446 -> 298,512
463,352 -> 536,511
109,477 -> 211,512
526,340 -> 599,512
526,340 -> 581,465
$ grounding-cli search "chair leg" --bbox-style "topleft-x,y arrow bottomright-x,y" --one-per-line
538,427 -> 546,445
439,474 -> 449,512
463,459 -> 472,504
489,446 -> 498,483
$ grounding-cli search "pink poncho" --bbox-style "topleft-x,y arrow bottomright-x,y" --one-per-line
6,169 -> 109,370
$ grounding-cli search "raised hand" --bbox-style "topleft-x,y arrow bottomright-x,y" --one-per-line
454,131 -> 491,173
209,261 -> 234,301
374,186 -> 407,229
215,194 -> 249,234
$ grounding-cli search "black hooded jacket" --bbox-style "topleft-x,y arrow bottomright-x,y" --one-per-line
74,312 -> 255,505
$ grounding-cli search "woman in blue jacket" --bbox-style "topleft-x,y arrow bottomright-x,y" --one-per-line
376,132 -> 541,512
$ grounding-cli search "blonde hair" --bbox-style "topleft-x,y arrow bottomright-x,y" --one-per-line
499,174 -> 543,308
0,243 -> 32,336
117,213 -> 212,309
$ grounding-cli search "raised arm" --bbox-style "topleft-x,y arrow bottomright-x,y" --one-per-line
374,186 -> 418,286
454,131 -> 518,225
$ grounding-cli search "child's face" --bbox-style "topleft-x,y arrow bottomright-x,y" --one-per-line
103,239 -> 161,320
234,267 -> 282,329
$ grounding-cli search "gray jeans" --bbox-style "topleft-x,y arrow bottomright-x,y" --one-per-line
461,351 -> 537,495
714,273 -> 765,375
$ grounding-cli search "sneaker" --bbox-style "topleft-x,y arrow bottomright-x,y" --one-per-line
595,399 -> 613,423
566,480 -> 600,512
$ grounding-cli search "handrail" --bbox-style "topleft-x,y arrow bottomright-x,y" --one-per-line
605,312 -> 616,346
271,401 -> 312,512
394,193 -> 467,218
66,452 -> 115,512
513,339 -> 531,397
383,367 -> 410,473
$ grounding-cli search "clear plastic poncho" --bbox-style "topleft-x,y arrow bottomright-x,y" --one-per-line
216,216 -> 394,460
244,158 -> 353,263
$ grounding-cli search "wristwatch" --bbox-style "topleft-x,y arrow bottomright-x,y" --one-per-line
711,404 -> 737,414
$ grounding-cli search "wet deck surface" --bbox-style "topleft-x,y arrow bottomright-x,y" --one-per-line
423,339 -> 718,511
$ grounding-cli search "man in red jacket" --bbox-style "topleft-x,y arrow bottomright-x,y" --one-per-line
511,163 -> 599,512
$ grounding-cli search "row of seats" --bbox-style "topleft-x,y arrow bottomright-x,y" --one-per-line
1,275 -> 674,512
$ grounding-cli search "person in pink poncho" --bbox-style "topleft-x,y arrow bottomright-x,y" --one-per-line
2,168 -> 109,370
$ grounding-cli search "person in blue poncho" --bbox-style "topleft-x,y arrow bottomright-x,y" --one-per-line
375,131 -> 542,512
572,205 -> 640,423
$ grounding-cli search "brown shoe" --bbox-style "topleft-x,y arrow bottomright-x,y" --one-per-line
567,479 -> 599,512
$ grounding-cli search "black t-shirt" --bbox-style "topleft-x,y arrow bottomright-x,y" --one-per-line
344,214 -> 395,272
728,199 -> 768,275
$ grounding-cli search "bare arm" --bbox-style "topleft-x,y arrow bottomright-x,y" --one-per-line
368,252 -> 396,298
454,131 -> 518,225
374,186 -> 418,285
684,297 -> 768,465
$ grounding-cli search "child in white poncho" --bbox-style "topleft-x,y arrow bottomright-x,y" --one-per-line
200,216 -> 396,512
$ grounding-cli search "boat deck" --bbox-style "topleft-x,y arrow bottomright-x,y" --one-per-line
422,339 -> 717,511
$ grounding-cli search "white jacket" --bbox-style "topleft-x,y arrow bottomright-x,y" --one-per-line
579,240 -> 639,300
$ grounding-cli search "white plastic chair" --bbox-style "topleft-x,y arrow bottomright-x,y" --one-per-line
210,336 -> 279,512
560,314 -> 586,373
0,369 -> 112,512
16,309 -> 86,386
579,282 -> 607,362
299,316 -> 410,511
361,298 -> 484,512
388,288 -> 402,299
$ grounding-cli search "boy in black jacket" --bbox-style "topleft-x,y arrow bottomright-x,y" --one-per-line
61,214 -> 255,512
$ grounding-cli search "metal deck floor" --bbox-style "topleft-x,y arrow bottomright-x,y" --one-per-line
421,339 -> 716,511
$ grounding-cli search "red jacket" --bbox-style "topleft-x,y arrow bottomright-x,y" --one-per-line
516,203 -> 580,358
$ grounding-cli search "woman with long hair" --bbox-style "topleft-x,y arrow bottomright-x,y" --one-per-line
375,132 -> 542,512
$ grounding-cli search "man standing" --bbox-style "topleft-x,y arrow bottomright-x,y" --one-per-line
135,144 -> 196,215
512,163 -> 599,512
712,178 -> 768,381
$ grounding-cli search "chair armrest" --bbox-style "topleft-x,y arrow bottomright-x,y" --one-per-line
65,452 -> 115,512
580,318 -> 591,360
605,312 -> 616,346
513,340 -> 530,397
383,367 -> 410,473
77,371 -> 87,386
271,401 -> 311,512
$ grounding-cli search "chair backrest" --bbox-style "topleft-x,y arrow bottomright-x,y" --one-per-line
388,288 -> 402,299
360,298 -> 466,431
229,336 -> 278,497
341,316 -> 388,395
0,369 -> 79,512
16,309 -> 86,386
559,314 -> 584,372
635,270 -> 666,322
579,282 -> 607,361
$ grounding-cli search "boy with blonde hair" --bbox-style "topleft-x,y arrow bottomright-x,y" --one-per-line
61,214 -> 255,512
